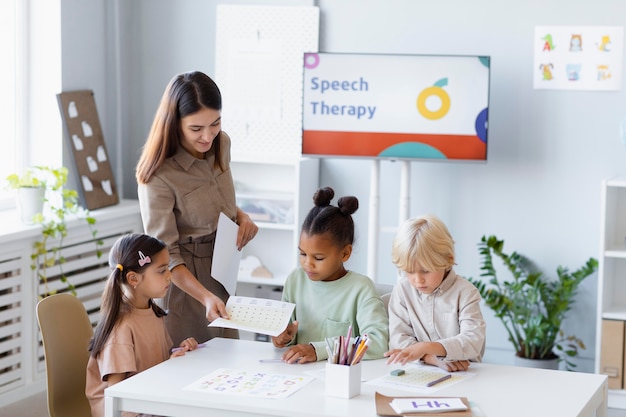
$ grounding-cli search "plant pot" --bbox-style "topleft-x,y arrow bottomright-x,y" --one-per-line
17,187 -> 45,224
513,354 -> 559,370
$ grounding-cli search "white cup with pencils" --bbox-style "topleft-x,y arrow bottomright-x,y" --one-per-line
324,327 -> 367,399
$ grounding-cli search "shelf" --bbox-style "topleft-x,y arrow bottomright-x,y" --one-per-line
237,275 -> 287,287
602,309 -> 626,321
231,157 -> 319,291
255,222 -> 295,231
607,176 -> 626,188
598,176 -> 626,406
236,191 -> 293,201
605,249 -> 626,258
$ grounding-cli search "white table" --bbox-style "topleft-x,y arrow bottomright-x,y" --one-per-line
104,338 -> 607,417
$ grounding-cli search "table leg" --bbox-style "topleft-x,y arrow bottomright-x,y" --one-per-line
104,395 -> 122,417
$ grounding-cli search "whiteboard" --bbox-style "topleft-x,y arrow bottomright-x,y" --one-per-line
215,5 -> 319,162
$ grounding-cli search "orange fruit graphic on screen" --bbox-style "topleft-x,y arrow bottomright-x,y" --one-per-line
417,78 -> 450,120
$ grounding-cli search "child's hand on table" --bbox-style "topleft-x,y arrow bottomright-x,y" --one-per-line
384,344 -> 426,365
423,354 -> 470,372
281,343 -> 316,364
170,337 -> 199,358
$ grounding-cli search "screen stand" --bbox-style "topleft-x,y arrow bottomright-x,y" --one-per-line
367,160 -> 411,280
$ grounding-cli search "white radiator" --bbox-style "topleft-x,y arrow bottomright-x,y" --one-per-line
0,200 -> 143,406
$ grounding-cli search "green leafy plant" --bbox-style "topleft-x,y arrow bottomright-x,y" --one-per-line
5,166 -> 103,298
467,235 -> 598,371
6,167 -> 48,189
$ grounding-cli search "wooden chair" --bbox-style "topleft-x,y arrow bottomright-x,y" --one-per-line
36,293 -> 94,417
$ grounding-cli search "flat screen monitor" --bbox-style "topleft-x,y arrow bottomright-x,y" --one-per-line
301,52 -> 490,161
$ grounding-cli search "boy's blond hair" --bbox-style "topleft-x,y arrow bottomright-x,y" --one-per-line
391,214 -> 455,273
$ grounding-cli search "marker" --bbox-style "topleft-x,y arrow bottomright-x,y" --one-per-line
259,357 -> 304,363
426,374 -> 452,387
259,358 -> 284,363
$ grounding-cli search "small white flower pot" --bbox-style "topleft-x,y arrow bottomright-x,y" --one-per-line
17,187 -> 45,224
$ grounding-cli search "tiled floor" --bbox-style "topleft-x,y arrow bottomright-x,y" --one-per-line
2,389 -> 626,416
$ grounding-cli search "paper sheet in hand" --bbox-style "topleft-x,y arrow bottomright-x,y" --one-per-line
211,212 -> 241,296
208,296 -> 295,336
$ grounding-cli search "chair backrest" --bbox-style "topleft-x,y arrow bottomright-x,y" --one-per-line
381,293 -> 392,311
36,293 -> 94,417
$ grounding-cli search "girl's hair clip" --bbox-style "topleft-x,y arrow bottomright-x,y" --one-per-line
138,251 -> 151,267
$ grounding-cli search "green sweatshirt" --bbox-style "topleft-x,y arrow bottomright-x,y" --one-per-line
281,268 -> 389,361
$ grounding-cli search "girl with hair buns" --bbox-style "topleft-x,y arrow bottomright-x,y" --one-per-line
271,187 -> 389,364
86,233 -> 199,417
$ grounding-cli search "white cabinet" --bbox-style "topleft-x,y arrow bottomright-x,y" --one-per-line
231,158 -> 319,290
596,176 -> 626,409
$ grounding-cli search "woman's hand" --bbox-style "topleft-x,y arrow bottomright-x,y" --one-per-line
205,293 -> 229,322
236,208 -> 258,250
272,321 -> 298,348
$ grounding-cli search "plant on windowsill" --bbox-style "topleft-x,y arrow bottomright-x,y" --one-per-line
5,166 -> 103,298
467,235 -> 598,371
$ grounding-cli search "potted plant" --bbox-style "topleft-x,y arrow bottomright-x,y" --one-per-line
467,235 -> 598,371
6,167 -> 48,224
5,166 -> 102,297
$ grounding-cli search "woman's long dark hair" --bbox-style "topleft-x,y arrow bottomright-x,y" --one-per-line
136,71 -> 225,184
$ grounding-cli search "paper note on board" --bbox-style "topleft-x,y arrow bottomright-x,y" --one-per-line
211,212 -> 241,296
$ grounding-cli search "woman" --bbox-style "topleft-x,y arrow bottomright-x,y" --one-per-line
136,71 -> 258,345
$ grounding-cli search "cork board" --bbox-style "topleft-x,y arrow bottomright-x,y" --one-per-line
57,90 -> 119,210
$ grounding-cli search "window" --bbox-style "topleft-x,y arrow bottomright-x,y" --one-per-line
0,0 -> 62,210
0,0 -> 20,209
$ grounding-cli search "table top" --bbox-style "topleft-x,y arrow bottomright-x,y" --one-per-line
105,338 -> 607,417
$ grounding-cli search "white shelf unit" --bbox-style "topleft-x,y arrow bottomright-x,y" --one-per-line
231,157 -> 319,291
596,175 -> 626,409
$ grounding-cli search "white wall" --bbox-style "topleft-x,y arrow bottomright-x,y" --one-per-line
309,0 -> 626,372
59,0 -> 626,372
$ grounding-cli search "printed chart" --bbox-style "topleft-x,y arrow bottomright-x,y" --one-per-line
209,296 -> 295,336
183,368 -> 313,399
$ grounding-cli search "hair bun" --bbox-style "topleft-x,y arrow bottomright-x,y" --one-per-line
313,186 -> 334,207
337,196 -> 359,216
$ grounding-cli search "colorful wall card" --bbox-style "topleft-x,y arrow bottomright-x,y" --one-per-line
534,26 -> 624,91
183,368 -> 313,399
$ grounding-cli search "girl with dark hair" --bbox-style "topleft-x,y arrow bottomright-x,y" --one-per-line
271,187 -> 389,363
86,233 -> 198,417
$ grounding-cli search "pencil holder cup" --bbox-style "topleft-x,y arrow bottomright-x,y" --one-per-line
325,362 -> 361,399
